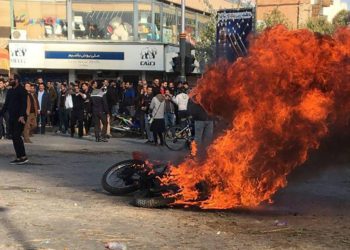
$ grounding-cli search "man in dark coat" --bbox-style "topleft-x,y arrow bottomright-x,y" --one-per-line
91,81 -> 109,142
37,82 -> 51,134
71,84 -> 86,138
0,75 -> 28,164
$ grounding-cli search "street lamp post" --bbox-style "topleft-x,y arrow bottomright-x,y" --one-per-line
179,0 -> 186,82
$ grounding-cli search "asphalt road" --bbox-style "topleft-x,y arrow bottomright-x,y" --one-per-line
0,134 -> 349,250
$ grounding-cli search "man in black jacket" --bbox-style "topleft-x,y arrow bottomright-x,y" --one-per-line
71,84 -> 86,138
91,81 -> 109,142
0,76 -> 28,164
37,82 -> 51,134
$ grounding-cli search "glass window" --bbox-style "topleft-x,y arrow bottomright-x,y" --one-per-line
197,13 -> 210,42
185,10 -> 196,43
13,0 -> 67,40
72,1 -> 134,41
138,1 -> 160,41
162,4 -> 178,44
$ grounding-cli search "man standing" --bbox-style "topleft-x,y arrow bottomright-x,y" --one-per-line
91,81 -> 109,142
57,84 -> 69,134
37,82 -> 51,134
82,82 -> 92,135
140,86 -> 153,143
0,78 -> 8,139
23,83 -> 38,143
0,75 -> 28,164
71,84 -> 86,138
47,81 -> 57,126
188,98 -> 214,158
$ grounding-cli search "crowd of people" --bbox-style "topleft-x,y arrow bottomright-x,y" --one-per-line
0,75 -> 215,164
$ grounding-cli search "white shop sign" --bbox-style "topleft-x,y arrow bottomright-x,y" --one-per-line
9,43 -> 164,71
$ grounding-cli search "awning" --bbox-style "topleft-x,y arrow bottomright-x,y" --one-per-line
0,48 -> 9,72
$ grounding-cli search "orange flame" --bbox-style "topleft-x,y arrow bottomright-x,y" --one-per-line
162,26 -> 350,209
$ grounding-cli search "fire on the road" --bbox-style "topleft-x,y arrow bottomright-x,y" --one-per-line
162,25 -> 350,209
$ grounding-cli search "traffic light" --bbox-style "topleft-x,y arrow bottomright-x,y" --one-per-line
185,55 -> 195,75
185,41 -> 196,74
172,53 -> 181,73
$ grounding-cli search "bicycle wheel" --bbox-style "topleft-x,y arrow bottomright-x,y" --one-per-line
164,126 -> 189,151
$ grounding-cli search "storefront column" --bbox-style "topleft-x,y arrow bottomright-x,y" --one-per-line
141,71 -> 146,81
133,0 -> 139,41
68,69 -> 76,83
67,0 -> 73,40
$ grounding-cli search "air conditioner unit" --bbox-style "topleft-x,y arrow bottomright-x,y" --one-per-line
11,29 -> 27,40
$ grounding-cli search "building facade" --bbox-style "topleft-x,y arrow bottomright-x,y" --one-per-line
2,0 -> 235,82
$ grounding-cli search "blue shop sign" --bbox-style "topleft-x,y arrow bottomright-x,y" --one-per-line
45,51 -> 124,60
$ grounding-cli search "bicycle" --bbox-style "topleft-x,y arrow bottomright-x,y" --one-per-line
164,118 -> 193,151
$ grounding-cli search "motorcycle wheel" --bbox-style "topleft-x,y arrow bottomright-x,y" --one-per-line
132,196 -> 175,208
101,160 -> 145,195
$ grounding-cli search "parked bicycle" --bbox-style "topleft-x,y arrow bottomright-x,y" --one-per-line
164,118 -> 193,151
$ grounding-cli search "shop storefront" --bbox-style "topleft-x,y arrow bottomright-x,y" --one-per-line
7,0 -> 213,83
9,41 -> 168,82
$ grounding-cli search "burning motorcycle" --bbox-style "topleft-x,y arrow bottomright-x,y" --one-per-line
101,156 -> 176,208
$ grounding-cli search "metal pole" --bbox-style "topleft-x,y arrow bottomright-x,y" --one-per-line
179,0 -> 186,82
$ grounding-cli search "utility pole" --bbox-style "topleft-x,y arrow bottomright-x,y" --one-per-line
179,0 -> 186,82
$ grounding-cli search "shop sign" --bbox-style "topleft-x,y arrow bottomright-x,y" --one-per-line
10,42 -> 164,71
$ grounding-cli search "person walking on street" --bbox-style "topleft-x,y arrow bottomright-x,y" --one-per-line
0,75 -> 28,164
91,81 -> 109,142
70,84 -> 86,138
149,93 -> 166,146
37,82 -> 51,134
23,83 -> 39,143
0,78 -> 8,139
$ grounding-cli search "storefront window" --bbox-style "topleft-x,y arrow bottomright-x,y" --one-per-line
13,0 -> 67,40
72,0 -> 134,41
197,14 -> 210,41
185,10 -> 196,43
138,1 -> 160,42
162,4 -> 178,44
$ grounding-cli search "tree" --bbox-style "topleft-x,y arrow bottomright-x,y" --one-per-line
305,17 -> 334,35
195,0 -> 217,70
257,8 -> 292,32
333,9 -> 350,28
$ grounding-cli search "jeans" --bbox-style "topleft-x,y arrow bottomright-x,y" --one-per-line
9,118 -> 26,158
37,113 -> 47,134
194,120 -> 214,148
164,112 -> 176,128
144,114 -> 153,141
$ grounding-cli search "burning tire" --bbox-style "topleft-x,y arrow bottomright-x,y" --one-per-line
101,160 -> 145,195
132,196 -> 175,208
